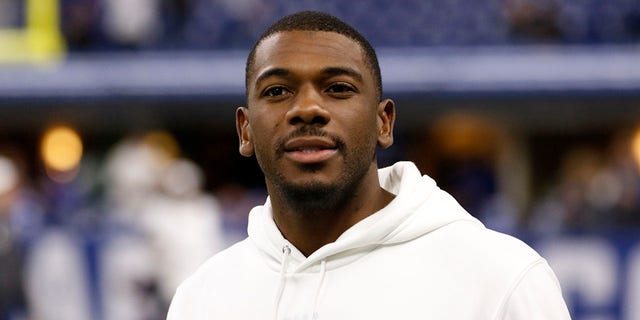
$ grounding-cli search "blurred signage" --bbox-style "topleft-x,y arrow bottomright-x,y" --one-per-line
0,0 -> 65,64
535,232 -> 640,320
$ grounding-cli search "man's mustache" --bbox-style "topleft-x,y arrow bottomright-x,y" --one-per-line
275,126 -> 346,157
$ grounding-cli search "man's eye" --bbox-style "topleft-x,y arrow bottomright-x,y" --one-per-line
263,86 -> 289,97
326,84 -> 355,94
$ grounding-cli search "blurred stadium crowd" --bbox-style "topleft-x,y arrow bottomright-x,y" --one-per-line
3,119 -> 640,319
1,0 -> 639,52
1,0 -> 640,320
1,129 -> 264,320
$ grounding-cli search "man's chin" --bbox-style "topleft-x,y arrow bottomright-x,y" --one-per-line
280,168 -> 337,190
282,180 -> 336,198
279,181 -> 345,215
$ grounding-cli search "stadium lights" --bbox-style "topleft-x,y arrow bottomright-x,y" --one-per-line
40,125 -> 83,183
632,125 -> 640,174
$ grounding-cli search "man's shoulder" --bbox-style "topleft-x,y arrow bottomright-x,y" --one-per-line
405,221 -> 554,303
426,220 -> 543,271
446,224 -> 570,319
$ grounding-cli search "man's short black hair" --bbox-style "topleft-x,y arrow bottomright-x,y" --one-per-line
245,11 -> 382,100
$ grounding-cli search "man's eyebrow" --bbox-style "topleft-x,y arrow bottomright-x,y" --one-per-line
253,66 -> 364,88
322,67 -> 363,82
254,68 -> 290,87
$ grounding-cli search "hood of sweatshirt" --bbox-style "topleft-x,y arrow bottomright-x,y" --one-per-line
247,161 -> 482,274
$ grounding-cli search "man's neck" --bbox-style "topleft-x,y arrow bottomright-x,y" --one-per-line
268,170 -> 395,257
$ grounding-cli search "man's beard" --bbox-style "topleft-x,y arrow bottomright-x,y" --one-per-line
262,126 -> 375,217
271,160 -> 368,217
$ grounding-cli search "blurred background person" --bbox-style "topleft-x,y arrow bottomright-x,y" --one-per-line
99,132 -> 226,319
0,148 -> 45,320
102,0 -> 162,49
137,157 -> 225,308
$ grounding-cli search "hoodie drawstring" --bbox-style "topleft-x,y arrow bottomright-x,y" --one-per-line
312,260 -> 327,319
274,245 -> 291,320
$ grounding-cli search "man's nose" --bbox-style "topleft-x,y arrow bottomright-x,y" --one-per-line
286,86 -> 330,126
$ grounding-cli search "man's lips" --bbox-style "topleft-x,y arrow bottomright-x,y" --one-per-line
283,137 -> 338,164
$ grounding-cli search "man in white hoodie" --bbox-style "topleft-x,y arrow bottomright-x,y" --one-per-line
167,11 -> 571,320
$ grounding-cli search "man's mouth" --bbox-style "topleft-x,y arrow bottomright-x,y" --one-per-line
283,137 -> 338,164
296,148 -> 326,153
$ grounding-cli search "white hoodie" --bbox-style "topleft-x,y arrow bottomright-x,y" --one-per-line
167,161 -> 571,319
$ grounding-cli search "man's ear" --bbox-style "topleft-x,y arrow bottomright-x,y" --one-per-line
236,107 -> 254,157
377,99 -> 396,149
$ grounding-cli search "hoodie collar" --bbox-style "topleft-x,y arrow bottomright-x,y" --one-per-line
248,161 -> 480,273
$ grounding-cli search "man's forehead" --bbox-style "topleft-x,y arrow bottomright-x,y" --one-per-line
250,30 -> 367,78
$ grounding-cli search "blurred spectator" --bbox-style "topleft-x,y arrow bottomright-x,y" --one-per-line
595,130 -> 640,226
100,133 -> 177,319
138,157 -> 226,305
5,0 -> 630,51
103,134 -> 173,221
529,147 -> 603,235
0,153 -> 29,320
25,229 -> 92,320
100,132 -> 227,317
0,147 -> 50,320
61,0 -> 103,50
0,149 -> 46,250
100,230 -> 159,320
24,137 -> 105,320
0,146 -> 94,320
502,0 -> 563,42
529,129 -> 640,235
102,0 -> 162,49
0,221 -> 26,320
412,113 -> 520,234
183,0 -> 274,48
